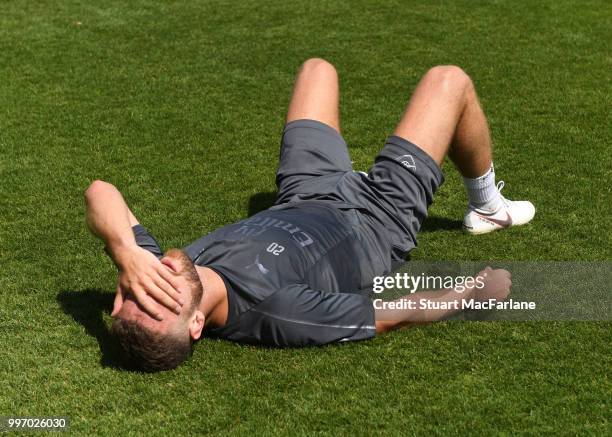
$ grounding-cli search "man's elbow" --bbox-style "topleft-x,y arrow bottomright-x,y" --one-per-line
375,318 -> 424,334
375,319 -> 395,334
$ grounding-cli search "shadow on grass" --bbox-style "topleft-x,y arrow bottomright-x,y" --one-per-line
420,216 -> 463,233
248,191 -> 462,234
248,191 -> 277,216
57,289 -> 122,369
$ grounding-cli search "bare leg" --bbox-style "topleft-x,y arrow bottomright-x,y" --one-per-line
286,58 -> 340,132
393,66 -> 492,178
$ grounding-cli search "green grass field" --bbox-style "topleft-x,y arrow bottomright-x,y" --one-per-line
1,0 -> 610,434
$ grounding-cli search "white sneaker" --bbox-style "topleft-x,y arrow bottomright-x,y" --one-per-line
463,181 -> 535,235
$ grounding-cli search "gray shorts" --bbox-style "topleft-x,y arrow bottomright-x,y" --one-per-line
275,119 -> 444,273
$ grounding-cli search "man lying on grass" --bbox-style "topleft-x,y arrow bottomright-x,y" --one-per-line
85,59 -> 534,371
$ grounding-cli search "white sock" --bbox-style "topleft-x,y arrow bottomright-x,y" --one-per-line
463,163 -> 502,212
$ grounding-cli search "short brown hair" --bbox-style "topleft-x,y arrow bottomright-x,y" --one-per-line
112,318 -> 191,372
112,249 -> 203,372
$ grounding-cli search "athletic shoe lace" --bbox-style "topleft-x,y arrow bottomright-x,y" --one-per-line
497,181 -> 510,207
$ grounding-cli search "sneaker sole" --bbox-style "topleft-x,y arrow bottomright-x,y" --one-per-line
463,221 -> 534,235
463,224 -> 501,235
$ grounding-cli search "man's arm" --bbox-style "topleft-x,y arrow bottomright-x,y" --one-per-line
375,267 -> 511,333
84,180 -> 184,320
85,180 -> 140,253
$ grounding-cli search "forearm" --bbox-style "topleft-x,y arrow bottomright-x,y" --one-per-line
374,288 -> 474,333
84,180 -> 139,262
374,267 -> 512,333
84,180 -> 185,318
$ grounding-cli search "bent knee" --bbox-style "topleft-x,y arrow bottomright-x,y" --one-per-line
299,57 -> 337,78
84,179 -> 114,199
424,65 -> 472,92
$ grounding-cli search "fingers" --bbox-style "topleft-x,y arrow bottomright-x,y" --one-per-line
111,286 -> 124,316
132,288 -> 165,321
482,267 -> 512,280
160,257 -> 181,274
122,278 -> 168,321
153,275 -> 185,307
157,263 -> 185,294
115,275 -> 183,321
155,275 -> 185,305
502,279 -> 512,298
480,266 -> 492,278
495,268 -> 511,279
113,247 -> 190,321
144,281 -> 182,315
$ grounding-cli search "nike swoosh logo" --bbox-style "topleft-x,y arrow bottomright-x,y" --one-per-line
475,211 -> 513,227
245,254 -> 270,275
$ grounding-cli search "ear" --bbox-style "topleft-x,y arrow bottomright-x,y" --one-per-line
161,256 -> 181,273
188,310 -> 205,341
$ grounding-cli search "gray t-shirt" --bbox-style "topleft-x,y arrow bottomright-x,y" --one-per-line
134,201 -> 376,347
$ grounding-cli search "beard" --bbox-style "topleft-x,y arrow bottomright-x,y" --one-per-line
165,248 -> 204,313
